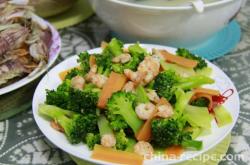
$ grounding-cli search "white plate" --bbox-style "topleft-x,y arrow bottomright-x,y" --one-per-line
32,44 -> 239,165
0,21 -> 61,95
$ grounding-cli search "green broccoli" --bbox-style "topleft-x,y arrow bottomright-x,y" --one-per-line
85,133 -> 100,150
153,70 -> 214,101
151,118 -> 202,150
190,97 -> 210,107
107,91 -> 143,134
103,38 -> 123,57
67,88 -> 99,115
95,53 -> 112,76
65,68 -> 85,80
39,104 -> 98,144
105,110 -> 129,131
46,79 -> 71,109
176,48 -> 207,70
46,81 -> 99,115
115,129 -> 129,150
77,51 -> 91,75
125,138 -> 137,152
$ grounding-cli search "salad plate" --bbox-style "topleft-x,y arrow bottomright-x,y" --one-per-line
32,44 -> 239,165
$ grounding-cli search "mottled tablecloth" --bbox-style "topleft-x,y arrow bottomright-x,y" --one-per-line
0,1 -> 250,165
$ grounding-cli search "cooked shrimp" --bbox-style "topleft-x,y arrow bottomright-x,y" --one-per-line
147,90 -> 160,103
123,81 -> 136,92
138,56 -> 160,75
135,103 -> 155,120
112,53 -> 131,64
124,69 -> 146,84
134,141 -> 154,159
157,104 -> 174,118
85,65 -> 107,88
101,134 -> 116,148
124,56 -> 160,85
92,74 -> 107,88
71,76 -> 85,90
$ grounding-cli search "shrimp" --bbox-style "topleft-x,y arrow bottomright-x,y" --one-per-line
147,90 -> 160,103
71,76 -> 85,90
85,71 -> 107,88
112,53 -> 131,64
137,56 -> 160,78
123,81 -> 136,93
124,69 -> 146,84
134,141 -> 154,159
101,134 -> 116,148
157,104 -> 174,118
124,56 -> 160,86
135,103 -> 155,120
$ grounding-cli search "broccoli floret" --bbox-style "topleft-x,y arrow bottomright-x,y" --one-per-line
77,51 -> 91,75
39,104 -> 98,144
46,80 -> 99,115
67,88 -> 99,115
103,38 -> 123,57
107,91 -> 143,134
115,129 -> 129,150
128,43 -> 147,58
153,70 -> 214,100
176,48 -> 207,70
151,118 -> 202,150
105,110 -> 129,131
95,53 -> 112,76
46,80 -> 71,109
65,68 -> 85,80
125,138 -> 137,152
85,133 -> 100,150
190,97 -> 210,107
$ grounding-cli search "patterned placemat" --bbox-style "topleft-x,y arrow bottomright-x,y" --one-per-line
70,134 -> 231,165
47,0 -> 93,29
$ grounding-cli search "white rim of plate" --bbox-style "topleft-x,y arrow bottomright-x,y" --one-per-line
0,20 -> 61,95
32,44 -> 240,165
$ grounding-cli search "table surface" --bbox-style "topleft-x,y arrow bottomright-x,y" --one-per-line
1,1 -> 250,165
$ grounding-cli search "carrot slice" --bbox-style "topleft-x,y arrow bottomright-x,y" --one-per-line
58,66 -> 81,81
160,50 -> 198,68
91,145 -> 143,165
97,72 -> 127,109
165,145 -> 184,158
193,88 -> 220,96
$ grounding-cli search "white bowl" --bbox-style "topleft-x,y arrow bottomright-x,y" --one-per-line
33,44 -> 239,165
89,0 -> 242,47
0,21 -> 61,95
